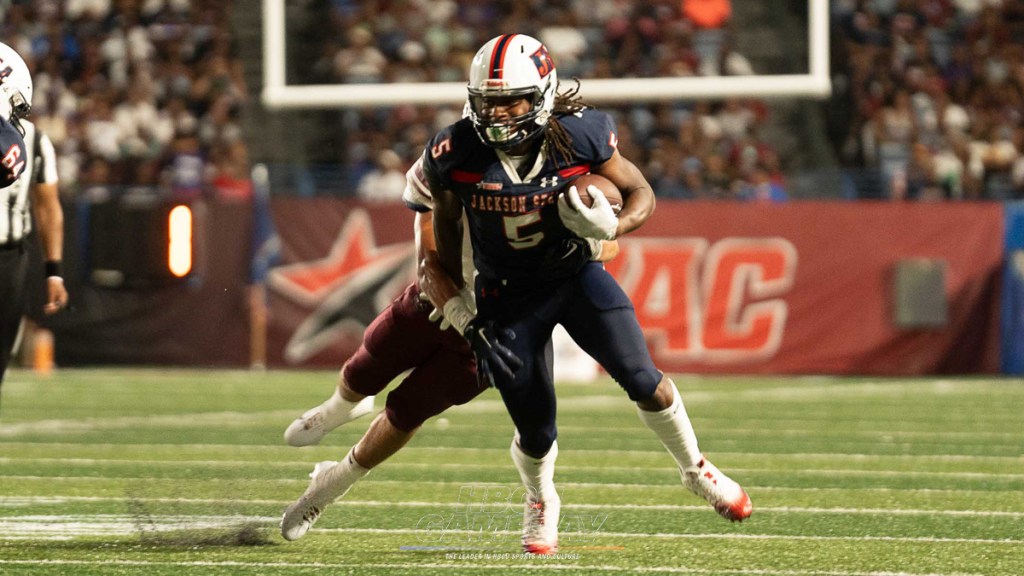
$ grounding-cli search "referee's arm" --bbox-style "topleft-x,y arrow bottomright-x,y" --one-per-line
31,182 -> 62,263
30,133 -> 67,314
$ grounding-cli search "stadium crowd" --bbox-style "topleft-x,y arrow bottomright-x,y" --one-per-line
0,0 -> 250,202
319,0 -> 789,201
831,0 -> 1024,200
7,0 -> 1024,201
0,0 -> 787,202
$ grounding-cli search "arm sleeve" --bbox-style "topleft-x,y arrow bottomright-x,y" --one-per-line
402,154 -> 433,212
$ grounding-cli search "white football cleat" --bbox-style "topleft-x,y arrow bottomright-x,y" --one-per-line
280,460 -> 346,541
521,493 -> 560,555
284,395 -> 374,447
682,457 -> 752,522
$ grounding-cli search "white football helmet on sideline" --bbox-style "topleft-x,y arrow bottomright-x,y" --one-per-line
467,34 -> 557,150
0,42 -> 33,130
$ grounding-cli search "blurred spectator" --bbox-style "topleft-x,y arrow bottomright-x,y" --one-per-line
211,140 -> 253,202
83,95 -> 122,162
538,9 -> 590,78
113,79 -> 164,159
737,169 -> 789,202
356,149 -> 406,202
334,25 -> 388,83
163,129 -> 206,200
897,142 -> 944,201
701,36 -> 754,77
683,0 -> 733,29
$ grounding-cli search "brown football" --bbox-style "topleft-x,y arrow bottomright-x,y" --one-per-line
566,173 -> 623,214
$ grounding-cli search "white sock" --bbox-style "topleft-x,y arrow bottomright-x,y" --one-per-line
320,447 -> 371,502
322,387 -> 359,420
636,379 -> 703,470
510,435 -> 559,501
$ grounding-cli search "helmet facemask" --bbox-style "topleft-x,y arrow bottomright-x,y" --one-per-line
5,89 -> 31,134
467,82 -> 552,151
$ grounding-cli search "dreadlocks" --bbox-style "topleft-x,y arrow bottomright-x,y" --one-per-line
544,79 -> 589,168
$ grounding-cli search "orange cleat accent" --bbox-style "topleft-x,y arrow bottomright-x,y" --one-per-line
683,457 -> 752,522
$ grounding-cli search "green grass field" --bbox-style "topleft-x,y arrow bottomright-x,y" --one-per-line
1,368 -> 1022,576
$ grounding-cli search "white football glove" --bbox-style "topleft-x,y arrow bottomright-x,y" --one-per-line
427,285 -> 476,335
558,185 -> 619,240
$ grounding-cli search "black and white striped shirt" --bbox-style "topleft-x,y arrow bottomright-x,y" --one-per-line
0,120 -> 58,245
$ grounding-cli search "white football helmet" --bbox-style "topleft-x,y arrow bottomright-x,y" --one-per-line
0,42 -> 33,128
467,34 -> 557,151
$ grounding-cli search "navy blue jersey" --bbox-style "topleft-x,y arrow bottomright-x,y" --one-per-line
423,108 -> 618,282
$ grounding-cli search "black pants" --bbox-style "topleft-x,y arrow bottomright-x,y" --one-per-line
0,243 -> 28,386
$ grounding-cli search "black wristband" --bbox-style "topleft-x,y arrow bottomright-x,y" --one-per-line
45,260 -> 62,278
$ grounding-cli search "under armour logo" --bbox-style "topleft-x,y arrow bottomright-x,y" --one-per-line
540,176 -> 559,188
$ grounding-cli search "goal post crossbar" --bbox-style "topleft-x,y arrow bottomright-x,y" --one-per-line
261,0 -> 831,109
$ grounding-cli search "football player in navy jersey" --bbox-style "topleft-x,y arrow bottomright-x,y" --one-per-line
426,34 -> 752,554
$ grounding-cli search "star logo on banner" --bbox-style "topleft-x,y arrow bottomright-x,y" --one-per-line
269,209 -> 415,363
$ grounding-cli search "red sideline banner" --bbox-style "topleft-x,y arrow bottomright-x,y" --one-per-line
266,199 -> 1003,375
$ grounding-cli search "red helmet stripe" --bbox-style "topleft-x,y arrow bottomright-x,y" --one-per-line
489,34 -> 517,79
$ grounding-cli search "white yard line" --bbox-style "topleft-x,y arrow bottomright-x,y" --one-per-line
4,475 -> 1022,497
2,457 -> 1023,480
2,496 -> 1022,518
2,444 -> 1023,464
0,514 -> 1019,547
0,410 -> 301,437
0,514 -> 276,536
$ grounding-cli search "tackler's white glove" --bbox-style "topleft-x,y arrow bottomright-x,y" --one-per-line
558,185 -> 619,240
428,285 -> 476,335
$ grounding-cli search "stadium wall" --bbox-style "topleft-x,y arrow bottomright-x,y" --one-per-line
44,199 -> 1005,375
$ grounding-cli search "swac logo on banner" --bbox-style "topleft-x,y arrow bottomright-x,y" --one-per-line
606,238 -> 798,364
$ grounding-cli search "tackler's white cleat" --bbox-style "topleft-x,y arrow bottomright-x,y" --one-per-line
280,461 -> 345,541
682,457 -> 752,522
284,395 -> 374,447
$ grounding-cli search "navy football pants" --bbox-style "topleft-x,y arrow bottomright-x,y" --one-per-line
476,262 -> 662,456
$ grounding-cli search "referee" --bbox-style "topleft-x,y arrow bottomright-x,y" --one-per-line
0,42 -> 67,391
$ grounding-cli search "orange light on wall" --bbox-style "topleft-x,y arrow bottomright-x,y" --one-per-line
168,205 -> 193,277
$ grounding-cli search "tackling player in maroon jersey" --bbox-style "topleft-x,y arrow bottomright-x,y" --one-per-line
278,154 -> 617,541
